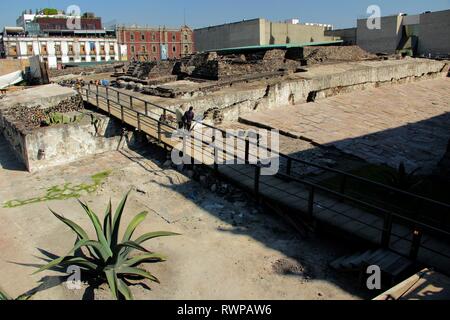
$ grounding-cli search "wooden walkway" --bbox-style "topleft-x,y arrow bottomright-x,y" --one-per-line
83,85 -> 450,274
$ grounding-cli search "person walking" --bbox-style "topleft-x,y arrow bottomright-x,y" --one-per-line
176,106 -> 185,130
183,107 -> 195,131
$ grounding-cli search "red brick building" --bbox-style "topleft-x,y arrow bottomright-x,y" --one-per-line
35,16 -> 102,32
116,25 -> 194,61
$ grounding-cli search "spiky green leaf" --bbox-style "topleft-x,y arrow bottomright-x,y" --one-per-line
0,287 -> 12,300
117,266 -> 160,283
122,211 -> 148,243
105,269 -> 119,300
123,253 -> 166,267
103,200 -> 112,244
111,190 -> 131,247
78,200 -> 113,260
117,279 -> 133,300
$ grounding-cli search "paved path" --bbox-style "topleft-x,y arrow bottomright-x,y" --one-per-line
240,78 -> 450,173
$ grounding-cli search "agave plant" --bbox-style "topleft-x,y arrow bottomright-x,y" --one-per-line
0,287 -> 31,300
34,191 -> 179,300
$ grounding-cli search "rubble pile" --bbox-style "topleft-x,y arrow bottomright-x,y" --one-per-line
303,46 -> 377,64
1,95 -> 83,132
49,63 -> 124,78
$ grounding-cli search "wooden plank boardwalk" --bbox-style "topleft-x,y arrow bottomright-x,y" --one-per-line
83,85 -> 450,274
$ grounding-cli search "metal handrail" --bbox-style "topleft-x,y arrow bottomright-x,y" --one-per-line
89,84 -> 450,214
83,85 -> 450,268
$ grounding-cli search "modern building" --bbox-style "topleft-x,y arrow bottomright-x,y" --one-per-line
329,9 -> 450,56
0,9 -> 125,68
116,25 -> 194,61
1,27 -> 120,69
194,18 -> 336,52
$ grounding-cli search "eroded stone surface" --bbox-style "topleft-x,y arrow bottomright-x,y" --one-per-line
239,78 -> 450,173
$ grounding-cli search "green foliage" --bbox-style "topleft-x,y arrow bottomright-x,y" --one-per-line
43,113 -> 82,126
42,8 -> 58,15
383,162 -> 423,192
3,171 -> 111,208
0,287 -> 32,301
35,191 -> 179,300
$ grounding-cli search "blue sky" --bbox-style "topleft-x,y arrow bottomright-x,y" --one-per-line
1,0 -> 449,29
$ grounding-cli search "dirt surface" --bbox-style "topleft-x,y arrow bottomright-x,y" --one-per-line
0,135 -> 368,300
303,46 -> 377,65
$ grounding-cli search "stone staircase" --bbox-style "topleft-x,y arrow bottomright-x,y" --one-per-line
330,249 -> 414,284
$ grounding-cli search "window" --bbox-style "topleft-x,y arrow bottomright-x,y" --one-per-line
130,45 -> 135,53
172,45 -> 176,53
141,45 -> 146,53
100,45 -> 105,55
184,34 -> 188,41
101,57 -> 106,61
27,44 -> 34,55
81,57 -> 86,62
8,44 -> 18,56
130,33 -> 135,41
152,45 -> 156,53
110,56 -> 115,61
55,44 -> 62,55
57,57 -> 62,63
184,45 -> 189,54
141,33 -> 145,41
152,33 -> 156,41
69,57 -> 74,62
80,44 -> 86,54
68,44 -> 74,54
41,44 -> 48,55
172,33 -> 176,41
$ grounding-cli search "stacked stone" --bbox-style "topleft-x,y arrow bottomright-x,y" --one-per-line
2,95 -> 84,133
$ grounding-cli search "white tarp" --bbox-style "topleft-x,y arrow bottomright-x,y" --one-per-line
0,70 -> 23,89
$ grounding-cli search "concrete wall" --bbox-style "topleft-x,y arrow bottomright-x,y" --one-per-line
260,19 -> 335,45
325,28 -> 357,45
357,15 -> 403,54
418,10 -> 450,56
24,113 -> 143,172
194,19 -> 261,52
194,18 -> 336,52
0,59 -> 29,76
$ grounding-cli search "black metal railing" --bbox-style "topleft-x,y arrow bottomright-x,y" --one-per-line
83,84 -> 450,272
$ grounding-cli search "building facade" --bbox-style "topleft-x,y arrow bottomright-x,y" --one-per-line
194,18 -> 336,52
329,9 -> 450,56
1,30 -> 120,68
116,25 -> 194,61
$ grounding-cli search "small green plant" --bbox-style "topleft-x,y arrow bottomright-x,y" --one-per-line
0,287 -> 32,300
42,113 -> 81,126
383,162 -> 423,192
35,191 -> 179,300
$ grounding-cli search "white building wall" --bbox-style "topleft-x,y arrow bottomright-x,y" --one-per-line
2,36 -> 120,68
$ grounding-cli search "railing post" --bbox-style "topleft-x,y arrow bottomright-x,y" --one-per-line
129,96 -> 133,109
212,130 -> 219,172
85,88 -> 89,102
96,92 -> 99,110
145,102 -> 148,116
117,91 -> 120,104
286,158 -> 292,176
308,186 -> 315,218
381,213 -> 393,248
137,112 -> 141,132
120,105 -> 124,124
158,121 -> 162,143
410,229 -> 423,261
254,165 -> 261,197
106,87 -> 111,115
245,138 -> 250,164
